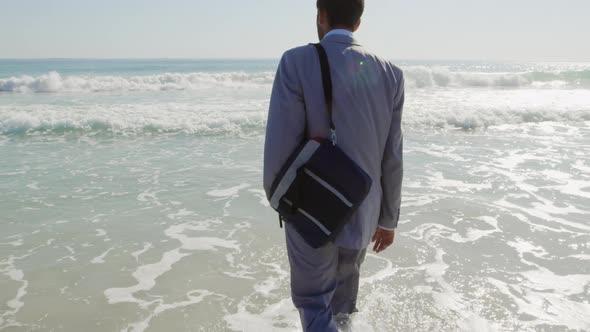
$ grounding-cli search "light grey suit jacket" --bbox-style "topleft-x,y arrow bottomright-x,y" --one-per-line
263,34 -> 404,250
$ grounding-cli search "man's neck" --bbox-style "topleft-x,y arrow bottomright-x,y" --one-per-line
323,28 -> 354,39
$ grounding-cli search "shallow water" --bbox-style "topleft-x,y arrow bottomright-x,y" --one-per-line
1,60 -> 589,331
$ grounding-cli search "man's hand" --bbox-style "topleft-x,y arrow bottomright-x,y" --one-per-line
371,227 -> 395,253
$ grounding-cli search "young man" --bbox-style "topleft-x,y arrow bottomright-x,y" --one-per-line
263,0 -> 404,330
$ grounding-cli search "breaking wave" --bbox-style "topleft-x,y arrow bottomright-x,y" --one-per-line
1,68 -> 590,93
405,107 -> 590,130
0,71 -> 275,93
0,103 -> 268,136
403,67 -> 590,88
1,103 -> 589,136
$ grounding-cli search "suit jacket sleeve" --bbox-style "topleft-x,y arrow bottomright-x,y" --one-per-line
263,51 -> 306,200
378,71 -> 405,230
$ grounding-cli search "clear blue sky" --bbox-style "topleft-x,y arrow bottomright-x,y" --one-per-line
1,0 -> 589,61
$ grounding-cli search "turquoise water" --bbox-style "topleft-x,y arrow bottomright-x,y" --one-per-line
1,60 -> 590,331
0,59 -> 278,77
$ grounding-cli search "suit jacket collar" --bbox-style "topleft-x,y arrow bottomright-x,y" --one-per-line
321,33 -> 361,46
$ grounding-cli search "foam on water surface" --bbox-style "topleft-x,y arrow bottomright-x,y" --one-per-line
207,183 -> 251,198
1,60 -> 589,331
0,256 -> 29,329
0,71 -> 276,93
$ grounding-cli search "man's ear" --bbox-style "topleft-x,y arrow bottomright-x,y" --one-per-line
317,9 -> 328,25
353,19 -> 361,32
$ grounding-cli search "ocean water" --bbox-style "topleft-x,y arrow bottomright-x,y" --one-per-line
1,59 -> 590,332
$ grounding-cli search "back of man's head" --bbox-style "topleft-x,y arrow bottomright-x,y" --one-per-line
316,0 -> 365,29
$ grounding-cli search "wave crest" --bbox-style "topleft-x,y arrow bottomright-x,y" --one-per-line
2,103 -> 589,136
403,66 -> 590,88
2,68 -> 590,93
0,71 -> 275,93
0,103 -> 268,136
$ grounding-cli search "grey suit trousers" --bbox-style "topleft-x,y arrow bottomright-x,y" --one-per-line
285,222 -> 367,332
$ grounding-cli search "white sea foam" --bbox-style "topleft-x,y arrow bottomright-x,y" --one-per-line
496,198 -> 590,232
223,249 -> 299,331
123,290 -> 215,332
0,103 -> 268,136
166,208 -> 195,220
489,237 -> 590,330
1,83 -> 589,135
409,247 -> 499,331
0,71 -> 275,93
410,146 -> 466,162
131,242 -> 153,261
2,60 -> 589,331
224,298 -> 300,332
427,171 -> 492,193
393,220 -> 540,330
573,160 -> 590,174
405,66 -> 590,88
0,237 -> 23,247
487,277 -> 590,331
457,315 -> 500,332
447,216 -> 500,243
165,221 -> 240,251
360,253 -> 398,285
253,262 -> 289,298
0,256 -> 29,329
25,182 -> 40,190
105,220 -> 239,309
406,105 -> 590,131
223,270 -> 257,280
136,190 -> 162,205
404,66 -> 530,88
207,183 -> 251,198
2,104 -> 586,136
248,189 -> 270,207
104,248 -> 190,306
405,88 -> 590,129
3,97 -> 588,137
2,68 -> 589,93
91,247 -> 114,264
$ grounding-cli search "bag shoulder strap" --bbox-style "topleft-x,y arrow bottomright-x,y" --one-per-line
311,43 -> 337,143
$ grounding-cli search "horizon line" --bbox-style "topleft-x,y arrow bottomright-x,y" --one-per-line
1,57 -> 589,64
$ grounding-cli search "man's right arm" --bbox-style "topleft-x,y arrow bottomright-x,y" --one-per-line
378,70 -> 405,231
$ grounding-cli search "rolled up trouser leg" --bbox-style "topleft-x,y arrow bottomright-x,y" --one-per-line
331,247 -> 367,315
285,223 -> 339,332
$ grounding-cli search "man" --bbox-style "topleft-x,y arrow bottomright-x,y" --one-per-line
263,0 -> 404,330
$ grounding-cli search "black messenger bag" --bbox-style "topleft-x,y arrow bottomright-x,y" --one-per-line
268,43 -> 372,249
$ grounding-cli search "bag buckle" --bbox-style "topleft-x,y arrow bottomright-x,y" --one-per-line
331,129 -> 337,146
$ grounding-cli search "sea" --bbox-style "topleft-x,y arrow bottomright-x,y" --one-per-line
1,59 -> 589,332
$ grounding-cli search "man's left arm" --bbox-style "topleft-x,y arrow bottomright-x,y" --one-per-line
263,51 -> 306,199
373,68 -> 404,253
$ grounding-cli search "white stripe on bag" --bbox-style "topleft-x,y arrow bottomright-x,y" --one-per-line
303,168 -> 353,207
270,141 -> 321,210
298,209 -> 332,236
282,198 -> 332,236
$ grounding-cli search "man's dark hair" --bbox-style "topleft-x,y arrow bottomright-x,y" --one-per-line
317,0 -> 364,29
